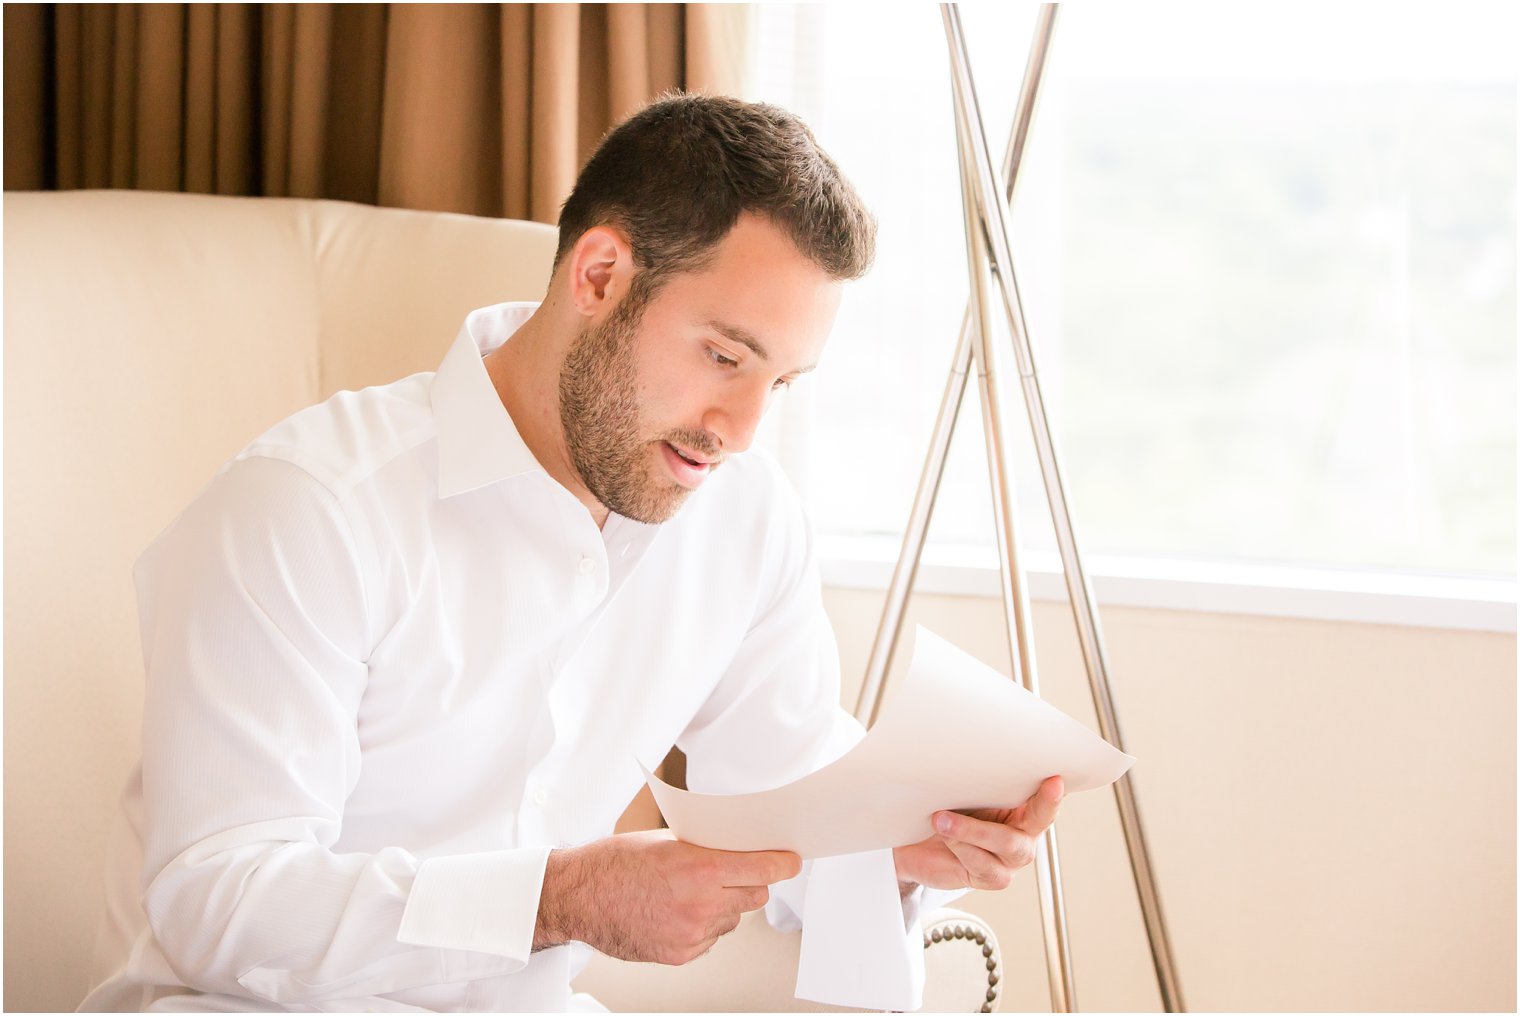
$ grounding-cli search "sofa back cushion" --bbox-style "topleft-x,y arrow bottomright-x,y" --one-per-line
2,190 -> 556,1012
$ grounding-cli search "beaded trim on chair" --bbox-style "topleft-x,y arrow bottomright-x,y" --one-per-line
924,922 -> 1000,1013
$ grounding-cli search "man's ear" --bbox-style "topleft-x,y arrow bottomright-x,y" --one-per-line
565,225 -> 633,317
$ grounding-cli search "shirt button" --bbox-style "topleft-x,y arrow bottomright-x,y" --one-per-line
577,557 -> 595,576
533,787 -> 549,806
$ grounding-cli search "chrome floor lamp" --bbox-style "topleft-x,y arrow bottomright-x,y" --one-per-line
850,5 -> 1185,1011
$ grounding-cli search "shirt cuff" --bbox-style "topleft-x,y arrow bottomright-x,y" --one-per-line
913,883 -> 973,927
793,849 -> 922,1012
396,847 -> 551,963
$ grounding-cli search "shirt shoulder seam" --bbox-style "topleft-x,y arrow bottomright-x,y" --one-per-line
236,418 -> 437,503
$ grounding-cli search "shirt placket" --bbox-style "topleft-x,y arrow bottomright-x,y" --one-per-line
516,486 -> 613,849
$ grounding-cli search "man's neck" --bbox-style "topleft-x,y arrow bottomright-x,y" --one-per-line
483,308 -> 611,529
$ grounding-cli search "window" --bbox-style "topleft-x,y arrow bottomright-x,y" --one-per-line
751,1 -> 1516,586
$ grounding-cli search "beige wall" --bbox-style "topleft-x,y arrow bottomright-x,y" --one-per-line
823,587 -> 1516,1012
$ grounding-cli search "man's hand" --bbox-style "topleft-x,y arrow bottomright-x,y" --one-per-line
534,829 -> 802,965
893,775 -> 1065,892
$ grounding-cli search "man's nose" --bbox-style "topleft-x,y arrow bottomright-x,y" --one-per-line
704,380 -> 773,456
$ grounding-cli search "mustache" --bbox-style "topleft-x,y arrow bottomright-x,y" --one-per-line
661,428 -> 721,462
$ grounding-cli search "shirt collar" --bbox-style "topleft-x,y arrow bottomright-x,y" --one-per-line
431,301 -> 544,498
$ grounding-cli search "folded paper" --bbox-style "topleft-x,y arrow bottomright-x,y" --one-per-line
645,625 -> 1135,859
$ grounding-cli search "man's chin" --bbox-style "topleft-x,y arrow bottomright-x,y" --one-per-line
627,489 -> 691,525
585,446 -> 708,524
610,447 -> 710,524
603,477 -> 693,526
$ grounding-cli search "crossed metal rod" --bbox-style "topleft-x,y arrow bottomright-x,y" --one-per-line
851,5 -> 1185,1011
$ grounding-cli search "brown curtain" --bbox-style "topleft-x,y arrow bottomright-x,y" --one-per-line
2,3 -> 752,222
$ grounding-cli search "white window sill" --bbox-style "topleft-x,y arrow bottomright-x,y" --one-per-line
817,535 -> 1517,634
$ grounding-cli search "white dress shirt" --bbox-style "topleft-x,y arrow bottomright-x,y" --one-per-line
81,303 -> 937,1013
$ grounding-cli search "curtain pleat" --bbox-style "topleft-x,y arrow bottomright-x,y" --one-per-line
379,4 -> 504,215
500,4 -> 532,221
107,5 -> 136,189
647,5 -> 684,98
286,6 -> 332,199
3,4 -> 49,189
3,2 -> 752,223
529,4 -> 581,223
183,5 -> 216,193
685,4 -> 748,104
135,4 -> 184,192
71,6 -> 108,187
261,3 -> 293,196
575,7 -> 611,164
52,5 -> 78,188
607,5 -> 650,125
213,5 -> 257,196
323,4 -> 387,206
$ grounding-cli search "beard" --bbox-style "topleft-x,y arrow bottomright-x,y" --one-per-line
558,294 -> 717,524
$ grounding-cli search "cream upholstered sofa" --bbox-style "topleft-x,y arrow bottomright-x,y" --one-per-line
2,190 -> 1001,1013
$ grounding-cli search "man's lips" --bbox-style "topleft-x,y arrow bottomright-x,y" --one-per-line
668,442 -> 716,466
661,441 -> 718,488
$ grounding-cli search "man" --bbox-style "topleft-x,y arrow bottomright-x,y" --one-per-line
81,94 -> 1063,1013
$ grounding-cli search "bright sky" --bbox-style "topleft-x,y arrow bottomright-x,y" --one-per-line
955,0 -> 1520,83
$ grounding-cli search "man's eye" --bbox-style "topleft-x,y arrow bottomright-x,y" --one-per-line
707,348 -> 739,368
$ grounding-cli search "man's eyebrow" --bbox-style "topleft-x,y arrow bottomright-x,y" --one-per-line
706,319 -> 817,374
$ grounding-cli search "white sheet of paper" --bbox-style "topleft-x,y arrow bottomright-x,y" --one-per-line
645,625 -> 1135,859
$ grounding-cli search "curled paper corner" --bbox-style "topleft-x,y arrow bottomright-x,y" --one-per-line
646,623 -> 1135,859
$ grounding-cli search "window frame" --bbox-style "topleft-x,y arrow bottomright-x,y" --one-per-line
816,533 -> 1517,633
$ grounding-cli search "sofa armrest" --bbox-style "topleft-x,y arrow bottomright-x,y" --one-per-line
571,906 -> 1001,1012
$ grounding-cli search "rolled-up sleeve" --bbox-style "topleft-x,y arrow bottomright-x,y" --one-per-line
134,455 -> 542,1005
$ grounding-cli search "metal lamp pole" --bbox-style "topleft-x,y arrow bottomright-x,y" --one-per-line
853,5 -> 1186,1011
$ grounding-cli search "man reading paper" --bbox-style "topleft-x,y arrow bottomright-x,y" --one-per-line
81,94 -> 1064,1014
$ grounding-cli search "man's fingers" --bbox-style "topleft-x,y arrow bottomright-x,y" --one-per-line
677,913 -> 742,965
934,811 -> 1035,867
713,848 -> 802,887
1015,775 -> 1065,834
709,909 -> 742,940
941,837 -> 1014,891
728,884 -> 770,913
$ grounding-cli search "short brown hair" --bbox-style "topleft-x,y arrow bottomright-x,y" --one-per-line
554,94 -> 876,295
